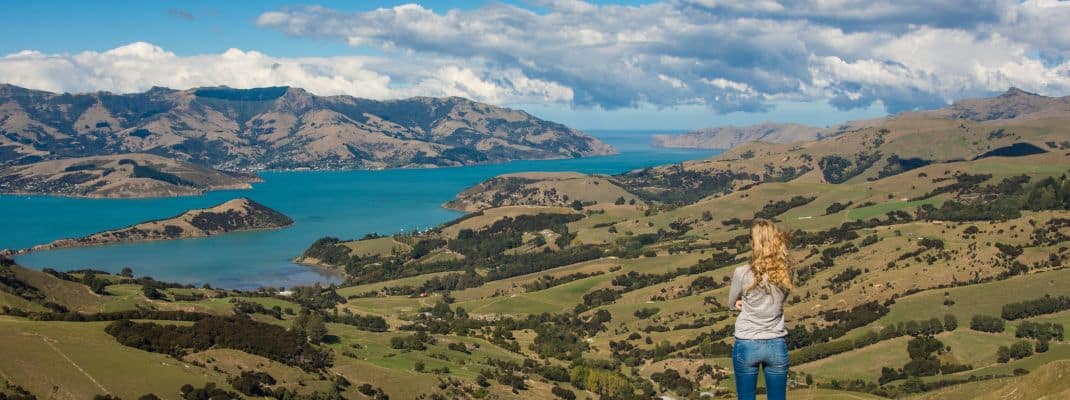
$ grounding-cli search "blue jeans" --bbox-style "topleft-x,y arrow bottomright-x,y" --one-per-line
732,337 -> 789,400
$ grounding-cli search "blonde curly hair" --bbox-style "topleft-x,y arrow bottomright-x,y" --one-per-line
747,218 -> 793,292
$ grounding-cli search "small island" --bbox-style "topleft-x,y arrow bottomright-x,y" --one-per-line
17,198 -> 292,253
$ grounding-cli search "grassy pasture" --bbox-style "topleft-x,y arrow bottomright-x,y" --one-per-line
0,316 -> 220,399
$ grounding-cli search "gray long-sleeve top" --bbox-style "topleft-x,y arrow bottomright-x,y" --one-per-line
727,264 -> 787,340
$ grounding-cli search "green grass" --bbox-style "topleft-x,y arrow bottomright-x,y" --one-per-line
0,316 -> 221,399
876,268 -> 1070,328
458,273 -> 611,315
796,336 -> 913,381
970,159 -> 1070,176
342,237 -> 412,257
327,324 -> 526,399
848,197 -> 943,220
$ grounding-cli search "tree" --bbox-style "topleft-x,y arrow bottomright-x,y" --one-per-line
1009,340 -> 1034,359
414,360 -> 425,372
943,314 -> 958,331
970,315 -> 1005,333
571,200 -> 584,211
997,346 -> 1011,363
1037,339 -> 1050,353
119,267 -> 134,278
142,286 -> 166,300
614,196 -> 626,205
291,312 -> 309,340
902,376 -> 926,393
551,386 -> 576,400
305,313 -> 327,344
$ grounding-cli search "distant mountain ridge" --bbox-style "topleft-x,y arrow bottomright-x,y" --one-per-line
0,153 -> 258,198
652,122 -> 827,149
654,88 -> 1070,150
0,84 -> 614,171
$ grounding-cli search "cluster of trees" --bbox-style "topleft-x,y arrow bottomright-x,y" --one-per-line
229,298 -> 282,319
825,201 -> 854,215
880,335 -> 970,384
969,315 -> 1005,333
918,174 -> 1070,222
324,311 -> 388,332
286,285 -> 346,310
357,383 -> 390,400
178,382 -> 241,400
633,307 -> 659,319
915,173 -> 994,200
470,358 -> 561,393
1016,321 -> 1064,341
612,165 -> 756,206
105,316 -> 332,371
753,196 -> 816,220
390,331 -> 435,351
418,271 -> 485,293
787,301 -> 891,350
796,243 -> 858,284
792,315 -> 957,365
523,271 -> 604,292
877,155 -> 932,179
1002,295 -> 1070,320
610,325 -> 734,366
576,288 -> 622,312
825,267 -> 863,293
77,270 -> 110,295
531,310 -> 612,360
301,237 -> 353,266
450,213 -> 583,258
996,341 -> 1035,363
0,264 -> 49,306
569,361 -> 654,399
25,308 -> 210,322
608,251 -> 736,296
650,369 -> 696,396
228,371 -> 276,397
291,311 -> 328,344
485,246 -> 604,281
819,151 -> 882,184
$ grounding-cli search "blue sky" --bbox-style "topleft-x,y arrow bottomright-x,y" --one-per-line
0,1 -> 653,57
1,1 -> 1067,130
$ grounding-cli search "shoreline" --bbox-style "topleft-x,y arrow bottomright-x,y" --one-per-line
0,151 -> 627,200
0,182 -> 255,200
6,223 -> 295,256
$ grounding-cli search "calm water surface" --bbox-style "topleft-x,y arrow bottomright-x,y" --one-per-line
2,130 -> 717,289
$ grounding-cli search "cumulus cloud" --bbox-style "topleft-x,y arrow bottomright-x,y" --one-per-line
3,1 -> 1070,114
253,0 -> 1070,112
0,42 -> 573,105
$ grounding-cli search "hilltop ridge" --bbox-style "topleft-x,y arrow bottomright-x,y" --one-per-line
0,153 -> 258,198
0,84 -> 615,171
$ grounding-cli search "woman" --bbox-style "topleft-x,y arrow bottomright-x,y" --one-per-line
728,219 -> 792,400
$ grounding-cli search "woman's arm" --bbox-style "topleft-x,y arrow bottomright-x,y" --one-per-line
727,268 -> 742,308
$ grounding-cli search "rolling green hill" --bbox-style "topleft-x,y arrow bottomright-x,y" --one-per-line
3,89 -> 1070,399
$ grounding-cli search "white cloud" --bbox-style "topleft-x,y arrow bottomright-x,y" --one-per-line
4,1 -> 1070,115
253,0 -> 1070,112
0,42 -> 573,105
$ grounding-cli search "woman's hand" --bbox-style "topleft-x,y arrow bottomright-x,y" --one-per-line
735,299 -> 743,311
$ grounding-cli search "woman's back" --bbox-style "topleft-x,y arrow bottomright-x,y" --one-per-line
728,264 -> 787,339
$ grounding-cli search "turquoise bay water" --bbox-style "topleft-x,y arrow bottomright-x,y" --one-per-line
2,131 -> 718,289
